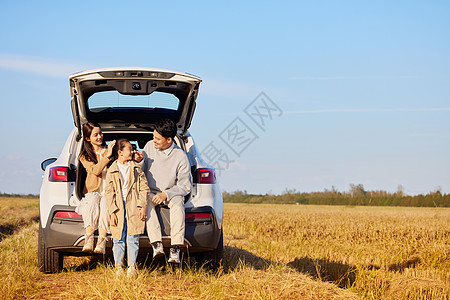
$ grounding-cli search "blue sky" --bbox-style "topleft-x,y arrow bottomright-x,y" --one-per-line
0,1 -> 449,195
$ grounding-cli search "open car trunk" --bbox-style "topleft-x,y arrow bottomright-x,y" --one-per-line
70,68 -> 201,201
70,68 -> 202,139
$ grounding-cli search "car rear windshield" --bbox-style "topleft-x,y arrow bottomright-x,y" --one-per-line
87,90 -> 180,114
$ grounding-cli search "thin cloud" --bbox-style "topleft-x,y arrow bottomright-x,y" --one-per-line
6,155 -> 21,161
285,107 -> 450,114
201,78 -> 265,99
0,53 -> 90,78
290,75 -> 418,80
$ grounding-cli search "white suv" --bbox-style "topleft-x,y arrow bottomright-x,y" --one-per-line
38,68 -> 223,273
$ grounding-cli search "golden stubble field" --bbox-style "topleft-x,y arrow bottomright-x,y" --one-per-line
0,198 -> 448,299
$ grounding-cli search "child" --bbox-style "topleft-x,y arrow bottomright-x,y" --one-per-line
78,122 -> 116,254
105,139 -> 149,277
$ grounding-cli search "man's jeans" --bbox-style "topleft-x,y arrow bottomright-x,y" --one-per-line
112,210 -> 140,267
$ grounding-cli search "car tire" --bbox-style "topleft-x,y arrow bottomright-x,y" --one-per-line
38,223 -> 64,273
202,229 -> 223,270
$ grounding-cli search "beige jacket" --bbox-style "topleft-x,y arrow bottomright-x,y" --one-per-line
105,160 -> 149,240
79,151 -> 111,194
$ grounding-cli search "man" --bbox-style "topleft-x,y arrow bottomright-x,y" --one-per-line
135,119 -> 192,264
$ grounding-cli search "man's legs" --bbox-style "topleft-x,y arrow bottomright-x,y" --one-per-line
146,197 -> 162,243
168,196 -> 185,245
168,196 -> 185,263
146,197 -> 164,258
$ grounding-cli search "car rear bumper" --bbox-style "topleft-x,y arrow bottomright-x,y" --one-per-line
41,205 -> 222,254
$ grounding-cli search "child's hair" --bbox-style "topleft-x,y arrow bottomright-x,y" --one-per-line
111,138 -> 131,161
80,122 -> 105,163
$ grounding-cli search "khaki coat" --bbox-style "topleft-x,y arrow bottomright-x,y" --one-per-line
79,151 -> 111,194
105,161 -> 149,240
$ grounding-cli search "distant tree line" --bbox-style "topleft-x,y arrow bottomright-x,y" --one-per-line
223,185 -> 449,207
1,186 -> 448,207
0,193 -> 39,199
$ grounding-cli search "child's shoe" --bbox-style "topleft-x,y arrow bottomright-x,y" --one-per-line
115,265 -> 123,276
82,233 -> 94,252
168,245 -> 181,264
152,241 -> 165,258
127,265 -> 136,278
93,236 -> 107,254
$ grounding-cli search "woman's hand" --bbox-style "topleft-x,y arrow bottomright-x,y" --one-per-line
106,140 -> 116,158
110,213 -> 118,227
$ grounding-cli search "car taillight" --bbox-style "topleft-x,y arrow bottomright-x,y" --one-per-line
185,212 -> 212,223
185,212 -> 211,221
54,211 -> 82,219
197,168 -> 216,184
49,166 -> 74,182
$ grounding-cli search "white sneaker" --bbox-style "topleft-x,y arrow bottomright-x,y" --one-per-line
152,241 -> 165,258
168,246 -> 181,264
127,265 -> 136,278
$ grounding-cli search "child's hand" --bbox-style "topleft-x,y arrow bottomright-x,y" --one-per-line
107,140 -> 116,158
110,213 -> 118,227
139,208 -> 147,221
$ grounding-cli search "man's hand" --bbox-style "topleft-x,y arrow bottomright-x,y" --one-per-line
110,213 -> 118,227
152,192 -> 167,205
139,208 -> 147,221
133,150 -> 144,163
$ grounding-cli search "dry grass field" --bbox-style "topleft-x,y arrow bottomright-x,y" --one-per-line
0,197 -> 38,241
224,204 -> 449,299
0,198 -> 448,299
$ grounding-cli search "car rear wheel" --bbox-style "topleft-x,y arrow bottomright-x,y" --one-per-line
201,229 -> 223,270
38,223 -> 64,273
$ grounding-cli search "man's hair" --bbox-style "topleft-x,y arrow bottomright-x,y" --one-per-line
154,119 -> 177,139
